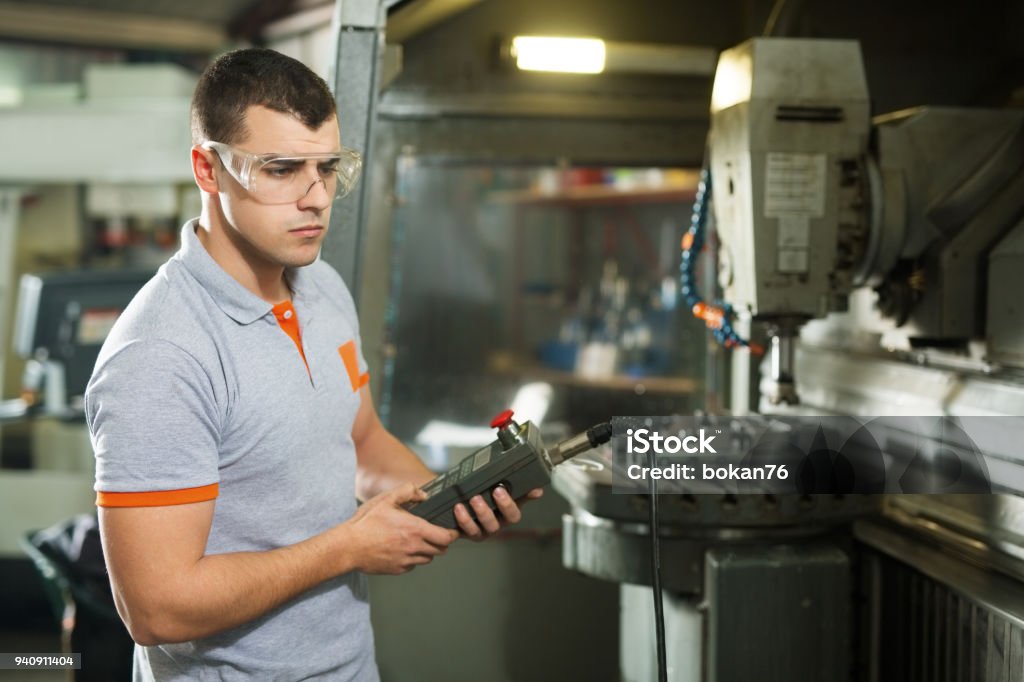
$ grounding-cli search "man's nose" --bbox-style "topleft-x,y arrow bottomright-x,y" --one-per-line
298,176 -> 331,209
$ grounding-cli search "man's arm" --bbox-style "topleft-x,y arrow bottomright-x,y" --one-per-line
350,385 -> 543,538
350,384 -> 435,500
99,483 -> 458,646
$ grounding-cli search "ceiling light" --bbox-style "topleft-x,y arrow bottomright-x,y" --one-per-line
508,36 -> 718,77
510,36 -> 606,74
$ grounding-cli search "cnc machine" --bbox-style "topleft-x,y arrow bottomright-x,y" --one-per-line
557,38 -> 1024,681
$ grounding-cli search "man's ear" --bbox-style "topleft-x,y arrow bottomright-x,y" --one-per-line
191,146 -> 220,194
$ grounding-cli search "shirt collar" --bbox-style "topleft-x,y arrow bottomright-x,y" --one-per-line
177,219 -> 319,325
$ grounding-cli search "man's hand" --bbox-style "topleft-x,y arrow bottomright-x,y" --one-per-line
344,483 -> 459,574
453,486 -> 545,541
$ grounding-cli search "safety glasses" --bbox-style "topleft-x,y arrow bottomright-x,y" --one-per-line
202,141 -> 362,204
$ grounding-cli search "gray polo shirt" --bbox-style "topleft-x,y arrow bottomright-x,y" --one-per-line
85,220 -> 378,681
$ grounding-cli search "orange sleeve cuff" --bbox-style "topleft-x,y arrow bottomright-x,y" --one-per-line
96,483 -> 219,508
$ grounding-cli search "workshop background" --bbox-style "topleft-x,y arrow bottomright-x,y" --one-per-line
1,0 -> 1023,681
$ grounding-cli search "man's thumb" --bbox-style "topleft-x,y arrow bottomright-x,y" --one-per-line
392,482 -> 428,505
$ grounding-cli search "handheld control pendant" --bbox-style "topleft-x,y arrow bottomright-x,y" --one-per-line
408,410 -> 613,529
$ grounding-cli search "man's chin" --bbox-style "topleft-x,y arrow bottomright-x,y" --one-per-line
280,239 -> 324,268
281,253 -> 320,269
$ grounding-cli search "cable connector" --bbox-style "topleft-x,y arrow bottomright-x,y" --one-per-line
548,421 -> 613,466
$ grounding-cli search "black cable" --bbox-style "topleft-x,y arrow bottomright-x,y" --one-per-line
592,420 -> 666,679
648,449 -> 668,682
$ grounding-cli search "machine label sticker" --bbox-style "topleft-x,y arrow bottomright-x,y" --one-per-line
776,215 -> 810,273
777,215 -> 810,247
608,415 -> 1015,495
776,248 -> 809,273
764,152 -> 826,218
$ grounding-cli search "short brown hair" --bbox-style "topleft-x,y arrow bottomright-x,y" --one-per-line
190,47 -> 336,145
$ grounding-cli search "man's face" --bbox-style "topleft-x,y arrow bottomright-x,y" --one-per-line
215,105 -> 341,270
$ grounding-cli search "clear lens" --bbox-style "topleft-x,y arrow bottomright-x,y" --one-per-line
203,141 -> 363,204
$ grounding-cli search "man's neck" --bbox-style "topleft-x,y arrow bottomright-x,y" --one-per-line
194,217 -> 291,304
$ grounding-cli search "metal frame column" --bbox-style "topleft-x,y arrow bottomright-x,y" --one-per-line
322,0 -> 404,301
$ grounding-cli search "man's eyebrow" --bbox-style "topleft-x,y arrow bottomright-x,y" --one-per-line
263,153 -> 343,162
260,159 -> 302,170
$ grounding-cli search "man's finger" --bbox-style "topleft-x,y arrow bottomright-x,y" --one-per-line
419,520 -> 459,547
470,495 -> 501,534
391,482 -> 427,505
417,541 -> 447,557
492,486 -> 522,524
454,503 -> 483,539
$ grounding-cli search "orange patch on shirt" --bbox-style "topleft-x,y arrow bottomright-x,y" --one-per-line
338,340 -> 370,391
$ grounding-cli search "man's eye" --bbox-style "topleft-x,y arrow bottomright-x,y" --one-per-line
264,165 -> 296,178
319,162 -> 340,174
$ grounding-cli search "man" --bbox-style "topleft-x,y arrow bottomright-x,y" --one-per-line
85,48 -> 540,680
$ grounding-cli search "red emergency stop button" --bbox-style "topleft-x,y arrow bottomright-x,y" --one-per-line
490,409 -> 515,429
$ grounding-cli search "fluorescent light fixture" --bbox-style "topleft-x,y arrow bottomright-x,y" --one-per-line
508,36 -> 718,77
511,36 -> 606,74
605,43 -> 717,76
